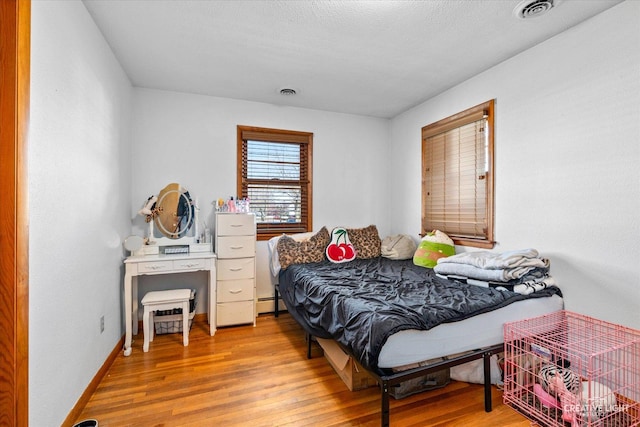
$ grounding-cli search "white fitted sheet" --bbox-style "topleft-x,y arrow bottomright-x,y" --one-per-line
377,293 -> 564,369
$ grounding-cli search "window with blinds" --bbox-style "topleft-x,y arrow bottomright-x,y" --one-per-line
237,126 -> 313,240
421,100 -> 495,249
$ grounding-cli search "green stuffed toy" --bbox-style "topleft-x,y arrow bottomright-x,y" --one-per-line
413,230 -> 455,268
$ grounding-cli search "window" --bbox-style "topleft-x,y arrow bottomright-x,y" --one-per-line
421,100 -> 495,249
237,125 -> 313,240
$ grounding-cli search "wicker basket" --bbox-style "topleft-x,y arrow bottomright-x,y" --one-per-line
153,289 -> 197,334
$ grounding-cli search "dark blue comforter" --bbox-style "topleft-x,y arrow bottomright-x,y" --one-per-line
278,257 -> 561,371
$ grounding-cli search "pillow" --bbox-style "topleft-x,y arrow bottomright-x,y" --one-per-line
381,234 -> 417,260
268,231 -> 315,277
326,227 -> 357,263
413,230 -> 455,268
345,225 -> 381,259
277,227 -> 330,270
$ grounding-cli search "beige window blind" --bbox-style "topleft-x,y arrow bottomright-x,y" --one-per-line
421,100 -> 494,248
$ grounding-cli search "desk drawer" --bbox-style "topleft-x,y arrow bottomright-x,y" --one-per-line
216,301 -> 254,326
217,279 -> 254,303
172,258 -> 206,271
217,258 -> 255,280
138,260 -> 173,273
216,236 -> 255,259
217,214 -> 256,236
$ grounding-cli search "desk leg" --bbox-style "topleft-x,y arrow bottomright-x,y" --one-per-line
132,276 -> 138,336
123,271 -> 133,357
208,264 -> 216,336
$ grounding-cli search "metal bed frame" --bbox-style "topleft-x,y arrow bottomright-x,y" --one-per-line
277,282 -> 503,425
303,332 -> 503,427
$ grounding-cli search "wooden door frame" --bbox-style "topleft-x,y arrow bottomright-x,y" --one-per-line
0,0 -> 30,426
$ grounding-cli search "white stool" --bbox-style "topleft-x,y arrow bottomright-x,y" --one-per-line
141,289 -> 191,352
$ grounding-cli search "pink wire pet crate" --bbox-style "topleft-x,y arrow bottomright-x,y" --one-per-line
503,310 -> 639,426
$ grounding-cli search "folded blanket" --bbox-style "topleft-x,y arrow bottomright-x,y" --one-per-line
438,266 -> 549,286
433,261 -> 548,282
436,248 -> 546,270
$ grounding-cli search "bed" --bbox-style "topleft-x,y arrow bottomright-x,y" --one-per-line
269,229 -> 564,426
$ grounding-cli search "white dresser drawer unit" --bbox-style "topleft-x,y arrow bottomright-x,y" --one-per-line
216,301 -> 254,327
216,258 -> 255,281
216,235 -> 256,259
216,213 -> 256,236
217,279 -> 255,303
214,213 -> 256,327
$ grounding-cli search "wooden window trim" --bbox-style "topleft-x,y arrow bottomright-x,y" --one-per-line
421,100 -> 495,249
237,125 -> 313,241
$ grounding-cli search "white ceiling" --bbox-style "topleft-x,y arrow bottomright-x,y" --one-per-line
82,0 -> 623,118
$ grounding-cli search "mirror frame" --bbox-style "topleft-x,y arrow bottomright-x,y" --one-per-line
153,183 -> 195,240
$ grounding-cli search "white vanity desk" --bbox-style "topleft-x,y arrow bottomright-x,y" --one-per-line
123,251 -> 216,356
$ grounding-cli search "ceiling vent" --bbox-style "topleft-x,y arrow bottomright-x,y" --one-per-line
279,88 -> 297,96
514,0 -> 557,19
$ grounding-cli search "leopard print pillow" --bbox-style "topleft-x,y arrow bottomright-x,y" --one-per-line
277,227 -> 330,270
345,225 -> 381,259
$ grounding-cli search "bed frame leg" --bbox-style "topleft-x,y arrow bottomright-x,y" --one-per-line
483,351 -> 492,412
380,380 -> 390,427
274,285 -> 279,318
307,333 -> 312,359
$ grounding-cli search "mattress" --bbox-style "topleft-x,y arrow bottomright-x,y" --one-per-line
278,257 -> 563,371
378,293 -> 564,368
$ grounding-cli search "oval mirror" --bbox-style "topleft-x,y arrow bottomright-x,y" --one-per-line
154,183 -> 194,239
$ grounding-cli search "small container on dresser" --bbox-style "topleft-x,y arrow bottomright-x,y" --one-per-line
214,212 -> 256,327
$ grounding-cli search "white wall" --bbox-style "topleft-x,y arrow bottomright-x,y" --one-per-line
30,2 -> 132,426
129,89 -> 391,311
28,1 -> 639,424
390,0 -> 640,329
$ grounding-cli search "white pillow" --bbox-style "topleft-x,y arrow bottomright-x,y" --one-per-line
267,231 -> 317,277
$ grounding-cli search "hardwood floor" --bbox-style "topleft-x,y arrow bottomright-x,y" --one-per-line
75,313 -> 531,426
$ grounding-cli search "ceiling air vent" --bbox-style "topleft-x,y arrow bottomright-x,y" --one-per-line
514,0 -> 557,19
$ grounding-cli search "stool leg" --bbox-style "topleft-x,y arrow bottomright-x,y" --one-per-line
143,307 -> 150,352
182,301 -> 189,347
149,310 -> 154,342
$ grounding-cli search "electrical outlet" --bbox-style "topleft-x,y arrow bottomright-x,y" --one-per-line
100,315 -> 105,333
